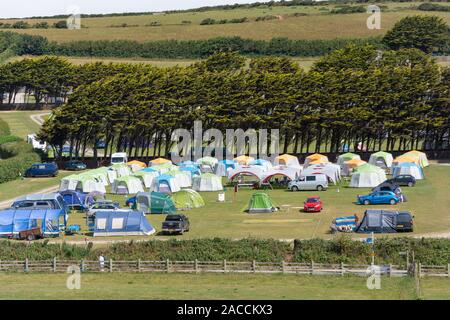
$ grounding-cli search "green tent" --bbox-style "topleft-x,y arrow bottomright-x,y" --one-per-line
172,189 -> 205,210
246,192 -> 278,213
135,192 -> 177,214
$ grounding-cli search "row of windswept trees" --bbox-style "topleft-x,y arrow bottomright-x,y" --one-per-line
30,45 -> 450,161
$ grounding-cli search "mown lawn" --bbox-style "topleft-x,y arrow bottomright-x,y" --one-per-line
6,3 -> 450,43
0,111 -> 49,139
54,164 -> 450,243
0,273 -> 421,300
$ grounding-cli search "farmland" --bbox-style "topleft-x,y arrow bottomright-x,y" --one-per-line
3,2 -> 450,43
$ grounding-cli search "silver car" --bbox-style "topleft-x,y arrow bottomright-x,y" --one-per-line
288,174 -> 328,191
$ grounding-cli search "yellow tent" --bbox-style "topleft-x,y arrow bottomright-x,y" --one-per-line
393,155 -> 418,165
345,159 -> 366,168
127,160 -> 147,168
403,150 -> 429,167
304,153 -> 329,167
233,155 -> 255,165
150,158 -> 172,165
275,154 -> 300,166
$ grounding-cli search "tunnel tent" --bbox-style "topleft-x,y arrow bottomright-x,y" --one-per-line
111,176 -> 144,194
135,192 -> 177,214
192,173 -> 223,192
245,192 -> 278,213
166,169 -> 192,188
369,151 -> 394,169
111,163 -> 131,177
178,160 -> 199,167
59,190 -> 93,211
150,174 -> 181,193
214,159 -> 236,177
172,189 -> 205,210
81,170 -> 109,186
337,152 -> 361,166
76,176 -> 106,193
151,163 -> 177,174
59,174 -> 81,191
392,162 -> 424,180
133,170 -> 158,188
93,211 -> 156,237
354,210 -> 398,234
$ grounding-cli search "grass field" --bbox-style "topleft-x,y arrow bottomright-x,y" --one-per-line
50,164 -> 450,243
0,273 -> 426,300
4,2 -> 450,42
0,111 -> 49,139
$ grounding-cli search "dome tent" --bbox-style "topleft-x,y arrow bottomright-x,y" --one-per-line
342,159 -> 367,176
111,176 -> 144,194
349,164 -> 387,188
172,189 -> 205,210
245,192 -> 278,214
111,163 -> 131,178
135,192 -> 177,214
233,155 -> 255,165
274,154 -> 300,167
150,174 -> 181,193
403,150 -> 429,168
302,163 -> 341,185
249,159 -> 273,171
337,153 -> 361,166
369,151 -> 393,169
166,169 -> 192,188
133,170 -> 158,188
192,173 -> 223,192
392,162 -> 424,180
150,158 -> 172,166
215,159 -> 236,177
304,153 -> 329,168
196,156 -> 219,167
127,160 -> 147,172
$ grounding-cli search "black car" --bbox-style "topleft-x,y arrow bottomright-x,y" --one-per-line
385,175 -> 416,187
372,181 -> 401,193
161,214 -> 190,235
396,211 -> 414,232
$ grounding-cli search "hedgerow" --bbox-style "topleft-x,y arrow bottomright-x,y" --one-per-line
0,137 -> 40,183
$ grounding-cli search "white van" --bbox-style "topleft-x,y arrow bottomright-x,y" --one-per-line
111,152 -> 128,165
288,174 -> 328,191
27,134 -> 47,151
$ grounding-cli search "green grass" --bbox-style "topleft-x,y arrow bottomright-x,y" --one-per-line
420,278 -> 450,300
54,164 -> 450,243
0,273 -> 422,300
0,111 -> 49,139
4,2 -> 449,42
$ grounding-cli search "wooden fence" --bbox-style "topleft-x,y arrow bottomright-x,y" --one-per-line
0,259 -> 448,278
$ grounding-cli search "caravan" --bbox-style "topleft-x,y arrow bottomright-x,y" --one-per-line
27,134 -> 47,151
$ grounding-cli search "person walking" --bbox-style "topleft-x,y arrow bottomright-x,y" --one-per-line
99,254 -> 105,272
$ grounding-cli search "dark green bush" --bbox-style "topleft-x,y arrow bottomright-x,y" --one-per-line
0,137 -> 40,183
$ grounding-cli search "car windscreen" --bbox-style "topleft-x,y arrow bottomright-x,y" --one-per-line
166,216 -> 182,221
306,198 -> 319,203
111,157 -> 124,163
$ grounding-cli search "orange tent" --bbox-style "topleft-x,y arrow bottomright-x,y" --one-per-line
127,160 -> 147,168
150,158 -> 172,165
233,155 -> 255,165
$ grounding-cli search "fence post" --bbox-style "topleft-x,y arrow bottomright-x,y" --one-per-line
311,260 -> 314,275
389,264 -> 392,277
166,259 -> 170,273
53,257 -> 57,272
223,259 -> 227,273
418,262 -> 422,278
282,261 -> 285,274
138,259 -> 141,272
25,258 -> 29,273
341,262 -> 344,277
81,260 -> 85,273
194,259 -> 198,273
448,264 -> 450,279
252,260 -> 256,273
109,259 -> 113,273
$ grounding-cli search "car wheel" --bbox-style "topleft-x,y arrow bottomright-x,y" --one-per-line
291,186 -> 299,192
364,200 -> 370,205
26,234 -> 35,241
317,185 -> 324,191
390,199 -> 396,205
408,182 -> 413,187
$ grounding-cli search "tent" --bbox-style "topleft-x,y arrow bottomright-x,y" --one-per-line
151,163 -> 177,174
304,154 -> 329,168
245,192 -> 278,213
127,160 -> 147,172
196,156 -> 219,167
274,154 -> 300,167
392,155 -> 419,169
135,192 -> 177,214
249,159 -> 273,171
228,165 -> 265,181
76,176 -> 106,193
133,170 -> 158,188
349,164 -> 387,188
192,173 -> 223,192
392,162 -> 424,180
342,159 -> 367,176
0,209 -> 66,237
84,169 -> 109,186
234,155 -> 255,165
180,165 -> 201,178
355,210 -> 398,233
93,211 -> 156,237
111,176 -> 144,194
150,174 -> 181,193
403,151 -> 429,167
215,159 -> 236,177
178,160 -> 198,167
60,174 -> 80,191
369,151 -> 393,169
166,169 -> 192,188
60,190 -> 93,211
172,189 -> 205,210
337,153 -> 361,166
111,163 -> 131,177
261,166 -> 302,184
150,158 -> 172,166
302,163 -> 341,185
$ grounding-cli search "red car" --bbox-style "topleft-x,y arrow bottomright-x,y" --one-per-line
303,196 -> 323,212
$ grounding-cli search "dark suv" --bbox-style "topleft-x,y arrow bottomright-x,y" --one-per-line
162,214 -> 190,235
385,175 -> 416,187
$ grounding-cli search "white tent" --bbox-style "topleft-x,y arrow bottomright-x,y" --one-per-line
274,154 -> 300,168
150,175 -> 181,193
403,151 -> 429,168
111,164 -> 131,178
349,165 -> 387,188
392,163 -> 424,180
228,165 -> 266,181
166,170 -> 192,188
249,159 -> 273,172
192,173 -> 223,192
76,177 -> 106,193
337,153 -> 361,166
261,165 -> 302,183
111,176 -> 144,194
106,168 -> 118,183
59,175 -> 80,191
133,171 -> 159,188
368,151 -> 394,169
302,163 -> 341,185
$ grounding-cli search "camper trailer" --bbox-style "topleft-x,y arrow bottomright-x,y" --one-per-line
27,134 -> 47,151
111,152 -> 128,165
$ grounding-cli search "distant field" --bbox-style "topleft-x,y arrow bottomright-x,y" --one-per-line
3,2 -> 450,42
0,273 -> 424,300
0,111 -> 49,139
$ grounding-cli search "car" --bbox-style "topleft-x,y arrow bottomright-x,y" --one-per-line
303,196 -> 323,212
288,174 -> 328,191
161,214 -> 190,235
25,163 -> 58,177
357,191 -> 401,205
372,181 -> 401,194
111,152 -> 128,165
355,210 -> 414,233
64,160 -> 87,171
385,175 -> 416,187
87,200 -> 122,217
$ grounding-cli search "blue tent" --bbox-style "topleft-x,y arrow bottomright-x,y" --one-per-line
60,190 -> 93,211
180,165 -> 201,177
93,211 -> 156,237
219,159 -> 236,170
178,160 -> 199,167
0,209 -> 66,237
249,159 -> 270,166
141,167 -> 160,174
392,162 -> 424,180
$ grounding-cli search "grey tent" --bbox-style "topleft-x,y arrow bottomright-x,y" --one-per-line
355,210 -> 398,233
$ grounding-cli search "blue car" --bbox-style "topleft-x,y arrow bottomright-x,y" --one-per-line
357,191 -> 401,205
25,163 -> 58,177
